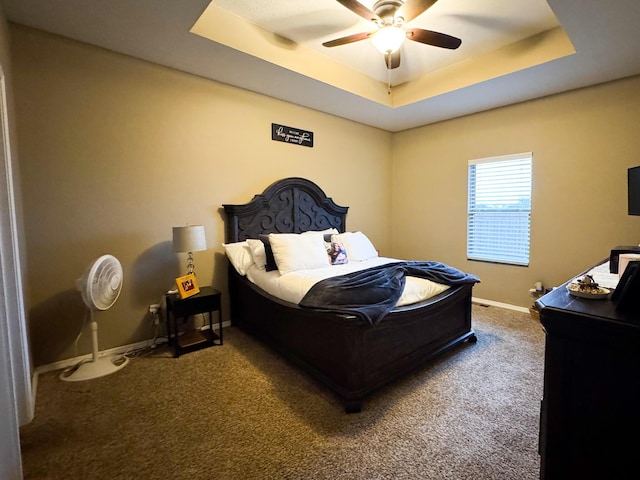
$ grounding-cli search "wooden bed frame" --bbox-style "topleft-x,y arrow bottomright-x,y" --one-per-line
222,177 -> 477,412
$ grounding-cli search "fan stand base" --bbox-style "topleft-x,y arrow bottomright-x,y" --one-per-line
59,355 -> 129,382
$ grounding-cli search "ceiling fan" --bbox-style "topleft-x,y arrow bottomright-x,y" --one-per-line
322,0 -> 461,69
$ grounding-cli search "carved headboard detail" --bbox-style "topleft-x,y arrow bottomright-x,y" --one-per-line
222,177 -> 348,243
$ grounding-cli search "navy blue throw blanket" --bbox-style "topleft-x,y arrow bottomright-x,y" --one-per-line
299,261 -> 480,326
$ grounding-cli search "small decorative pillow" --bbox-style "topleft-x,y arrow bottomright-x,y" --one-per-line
222,241 -> 254,275
301,228 -> 338,243
331,231 -> 378,261
302,228 -> 338,237
258,234 -> 279,272
327,242 -> 348,265
269,232 -> 330,275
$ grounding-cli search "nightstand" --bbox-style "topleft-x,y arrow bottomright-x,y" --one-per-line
165,286 -> 223,358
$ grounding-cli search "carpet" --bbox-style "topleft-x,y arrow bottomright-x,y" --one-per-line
20,304 -> 544,480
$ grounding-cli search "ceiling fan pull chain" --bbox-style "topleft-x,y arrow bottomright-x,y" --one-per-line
387,68 -> 392,94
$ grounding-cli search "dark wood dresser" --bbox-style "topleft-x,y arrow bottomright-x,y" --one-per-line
536,266 -> 640,480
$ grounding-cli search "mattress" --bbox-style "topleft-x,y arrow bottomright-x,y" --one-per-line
246,256 -> 450,307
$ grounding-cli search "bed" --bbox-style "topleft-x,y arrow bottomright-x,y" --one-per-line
222,177 -> 478,412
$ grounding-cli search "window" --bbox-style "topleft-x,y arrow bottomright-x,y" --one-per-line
467,153 -> 532,266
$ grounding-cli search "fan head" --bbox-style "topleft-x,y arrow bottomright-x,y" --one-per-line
324,0 -> 461,69
77,254 -> 123,311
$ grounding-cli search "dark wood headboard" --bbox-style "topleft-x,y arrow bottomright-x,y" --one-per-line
222,177 -> 348,243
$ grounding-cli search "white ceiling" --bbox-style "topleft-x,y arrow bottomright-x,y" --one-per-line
2,0 -> 640,132
212,0 -> 560,86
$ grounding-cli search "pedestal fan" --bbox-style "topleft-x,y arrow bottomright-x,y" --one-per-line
60,254 -> 128,382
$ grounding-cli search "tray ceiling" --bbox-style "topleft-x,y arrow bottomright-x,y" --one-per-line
3,0 -> 640,131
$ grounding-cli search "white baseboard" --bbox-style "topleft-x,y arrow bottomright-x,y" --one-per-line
34,338 -> 156,376
472,297 -> 531,314
33,321 -> 231,376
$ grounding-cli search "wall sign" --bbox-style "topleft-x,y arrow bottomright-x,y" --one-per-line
272,123 -> 314,148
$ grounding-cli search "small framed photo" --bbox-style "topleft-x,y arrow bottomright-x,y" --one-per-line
176,273 -> 200,299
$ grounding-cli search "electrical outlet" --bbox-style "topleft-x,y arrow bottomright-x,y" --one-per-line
149,303 -> 160,315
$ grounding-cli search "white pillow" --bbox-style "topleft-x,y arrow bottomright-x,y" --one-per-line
246,239 -> 267,271
222,241 -> 254,276
268,233 -> 330,275
331,231 -> 378,261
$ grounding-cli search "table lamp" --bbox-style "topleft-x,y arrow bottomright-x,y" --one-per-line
172,225 -> 207,275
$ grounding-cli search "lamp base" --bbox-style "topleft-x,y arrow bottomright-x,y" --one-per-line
186,251 -> 195,275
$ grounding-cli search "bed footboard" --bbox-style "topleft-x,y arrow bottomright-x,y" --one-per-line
229,266 -> 475,412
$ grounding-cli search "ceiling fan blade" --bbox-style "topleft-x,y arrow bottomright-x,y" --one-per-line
322,31 -> 372,48
385,51 -> 401,69
396,0 -> 439,23
336,0 -> 380,23
406,28 -> 462,49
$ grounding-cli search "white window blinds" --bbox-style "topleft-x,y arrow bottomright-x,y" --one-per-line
467,153 -> 532,266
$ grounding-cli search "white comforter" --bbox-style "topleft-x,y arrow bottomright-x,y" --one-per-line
246,257 -> 450,307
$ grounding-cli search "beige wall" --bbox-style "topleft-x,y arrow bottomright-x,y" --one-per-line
10,25 -> 392,366
392,76 -> 640,307
10,23 -> 640,366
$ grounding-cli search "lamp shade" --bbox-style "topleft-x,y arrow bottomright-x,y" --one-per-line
172,225 -> 207,253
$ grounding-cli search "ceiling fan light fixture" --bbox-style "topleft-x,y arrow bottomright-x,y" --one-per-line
371,26 -> 405,54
